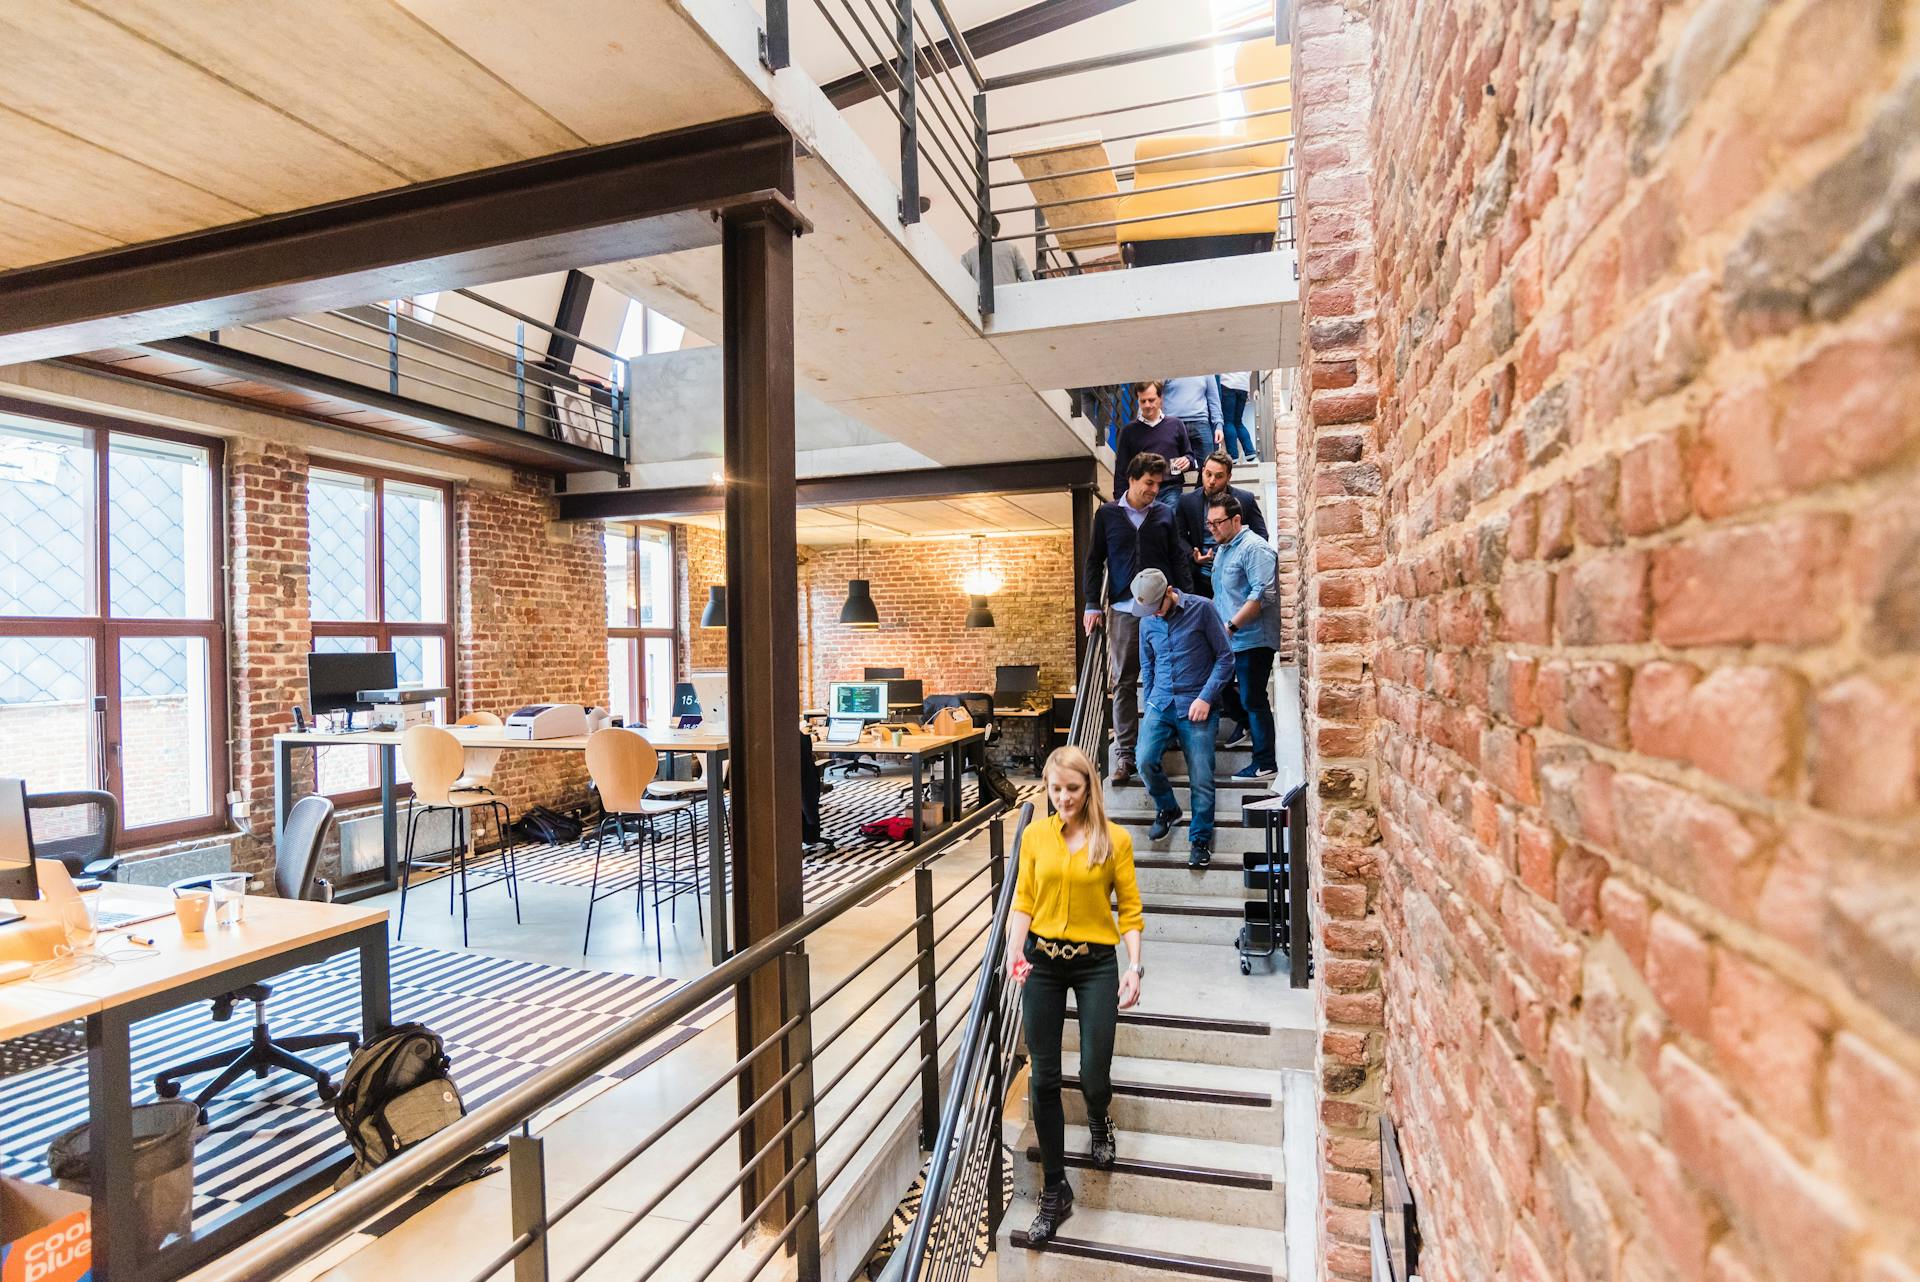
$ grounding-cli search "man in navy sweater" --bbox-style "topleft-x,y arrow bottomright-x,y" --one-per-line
1173,452 -> 1269,599
1113,381 -> 1206,509
1082,453 -> 1193,782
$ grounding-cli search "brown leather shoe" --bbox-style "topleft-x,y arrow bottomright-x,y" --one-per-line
1111,761 -> 1135,785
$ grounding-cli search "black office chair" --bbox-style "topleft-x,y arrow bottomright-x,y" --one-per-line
24,790 -> 121,882
154,795 -> 361,1120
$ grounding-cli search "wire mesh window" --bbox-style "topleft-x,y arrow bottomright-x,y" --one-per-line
0,408 -> 226,841
308,466 -> 453,801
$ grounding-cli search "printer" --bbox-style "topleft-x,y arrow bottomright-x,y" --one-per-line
358,685 -> 449,733
504,704 -> 590,740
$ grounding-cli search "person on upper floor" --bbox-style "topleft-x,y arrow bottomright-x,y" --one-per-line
1216,371 -> 1257,463
1160,376 -> 1222,469
1174,451 -> 1269,598
1082,453 -> 1193,783
1113,381 -> 1206,509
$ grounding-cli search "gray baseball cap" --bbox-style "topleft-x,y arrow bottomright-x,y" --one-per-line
1129,567 -> 1169,612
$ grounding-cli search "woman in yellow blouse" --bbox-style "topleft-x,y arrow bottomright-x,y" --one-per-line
1008,744 -> 1144,1244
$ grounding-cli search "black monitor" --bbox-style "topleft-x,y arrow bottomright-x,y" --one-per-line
309,650 -> 400,715
886,679 -> 924,708
864,666 -> 906,680
995,665 -> 1041,696
829,681 -> 889,721
0,777 -> 37,903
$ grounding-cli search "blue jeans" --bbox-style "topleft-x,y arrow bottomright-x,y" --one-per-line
1219,387 -> 1254,458
1235,645 -> 1277,771
1154,484 -> 1182,509
1138,703 -> 1218,846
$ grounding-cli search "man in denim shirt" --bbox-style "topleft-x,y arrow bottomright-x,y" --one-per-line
1130,566 -> 1234,867
1208,493 -> 1281,782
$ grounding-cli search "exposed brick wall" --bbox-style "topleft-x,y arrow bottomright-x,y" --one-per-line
798,536 -> 1077,711
1290,3 -> 1388,1277
1301,0 -> 1920,1281
679,522 -> 729,674
457,473 -> 607,818
1272,401 -> 1304,659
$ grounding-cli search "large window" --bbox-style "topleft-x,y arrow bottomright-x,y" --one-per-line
0,407 -> 226,841
309,467 -> 452,797
606,525 -> 676,727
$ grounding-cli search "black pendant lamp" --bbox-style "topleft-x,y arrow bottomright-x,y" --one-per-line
699,584 -> 727,627
963,535 -> 997,628
839,507 -> 881,628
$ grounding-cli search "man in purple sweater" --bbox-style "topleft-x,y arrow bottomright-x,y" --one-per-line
1114,380 -> 1206,508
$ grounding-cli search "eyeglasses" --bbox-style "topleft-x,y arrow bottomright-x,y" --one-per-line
1206,515 -> 1235,528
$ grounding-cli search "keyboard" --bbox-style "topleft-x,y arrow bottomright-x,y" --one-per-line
96,901 -> 171,929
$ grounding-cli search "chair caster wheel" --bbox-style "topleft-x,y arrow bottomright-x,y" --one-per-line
155,1079 -> 180,1099
317,1080 -> 338,1102
1239,959 -> 1252,975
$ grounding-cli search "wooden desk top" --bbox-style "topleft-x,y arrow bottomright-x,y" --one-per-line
276,724 -> 731,753
14,885 -> 386,1013
0,981 -> 99,1041
811,727 -> 985,758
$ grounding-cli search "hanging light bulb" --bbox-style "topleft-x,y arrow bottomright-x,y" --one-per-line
839,506 -> 881,628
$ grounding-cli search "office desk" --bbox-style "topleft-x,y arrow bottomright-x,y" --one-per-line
2,885 -> 389,1282
990,707 -> 1049,769
274,726 -> 733,963
812,728 -> 988,845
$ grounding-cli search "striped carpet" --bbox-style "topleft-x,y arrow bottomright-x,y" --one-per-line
0,946 -> 705,1225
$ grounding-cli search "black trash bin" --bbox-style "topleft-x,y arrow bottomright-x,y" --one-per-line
47,1099 -> 198,1251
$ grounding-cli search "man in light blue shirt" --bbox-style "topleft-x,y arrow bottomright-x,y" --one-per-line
1208,493 -> 1281,781
1131,566 -> 1234,867
1160,377 -> 1222,480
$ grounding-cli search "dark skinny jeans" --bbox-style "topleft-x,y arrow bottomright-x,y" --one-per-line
1021,938 -> 1119,1186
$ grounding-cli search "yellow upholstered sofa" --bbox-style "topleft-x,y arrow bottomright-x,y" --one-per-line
1117,39 -> 1292,248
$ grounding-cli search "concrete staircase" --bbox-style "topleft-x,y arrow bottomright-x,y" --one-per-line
996,765 -> 1302,1282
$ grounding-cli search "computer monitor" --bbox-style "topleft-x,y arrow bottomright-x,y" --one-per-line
0,777 -> 38,903
309,650 -> 400,715
828,681 -> 889,722
886,679 -> 924,709
995,665 -> 1041,697
690,672 -> 729,726
863,667 -> 905,681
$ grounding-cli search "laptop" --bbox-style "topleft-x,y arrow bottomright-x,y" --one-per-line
825,717 -> 866,745
36,859 -> 172,930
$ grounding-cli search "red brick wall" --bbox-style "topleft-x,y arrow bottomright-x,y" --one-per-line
679,522 -> 729,674
457,473 -> 607,817
1292,4 -> 1388,1276
798,535 -> 1077,711
1298,0 -> 1920,1280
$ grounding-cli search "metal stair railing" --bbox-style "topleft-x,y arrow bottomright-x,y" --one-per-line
886,800 -> 1034,1282
1067,569 -> 1113,775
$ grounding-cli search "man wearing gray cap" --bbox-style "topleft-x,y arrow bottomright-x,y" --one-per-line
1130,566 -> 1234,867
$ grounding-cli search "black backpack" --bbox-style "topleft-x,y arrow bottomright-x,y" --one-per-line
331,1023 -> 499,1188
513,804 -> 584,846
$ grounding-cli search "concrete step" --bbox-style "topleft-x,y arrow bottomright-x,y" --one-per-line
1060,941 -> 1315,1069
997,1200 -> 1285,1282
1052,1051 -> 1285,1144
1140,893 -> 1253,946
1118,745 -> 1255,772
1131,856 -> 1248,897
1012,1121 -> 1284,1225
1120,824 -> 1266,856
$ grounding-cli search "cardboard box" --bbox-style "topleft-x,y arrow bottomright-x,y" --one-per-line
0,1177 -> 91,1282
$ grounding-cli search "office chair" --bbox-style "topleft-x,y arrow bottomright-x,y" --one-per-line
154,795 -> 361,1119
24,790 -> 122,882
584,729 -> 700,959
397,725 -> 521,946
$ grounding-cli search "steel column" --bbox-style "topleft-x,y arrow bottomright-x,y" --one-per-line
913,865 -> 942,1148
778,950 -> 822,1278
507,1133 -> 550,1282
896,0 -> 920,223
975,91 -> 994,316
721,198 -> 808,1225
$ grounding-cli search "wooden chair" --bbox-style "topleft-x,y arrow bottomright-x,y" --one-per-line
584,729 -> 699,959
398,724 -> 520,946
454,710 -> 505,790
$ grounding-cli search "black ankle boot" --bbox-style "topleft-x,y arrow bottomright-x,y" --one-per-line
1027,1179 -> 1074,1244
1088,1115 -> 1117,1169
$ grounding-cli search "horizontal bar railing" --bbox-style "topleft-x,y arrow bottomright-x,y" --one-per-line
997,164 -> 1293,218
991,192 -> 1296,244
986,73 -> 1293,137
190,799 -> 1013,1282
981,22 -> 1276,91
987,102 -> 1294,162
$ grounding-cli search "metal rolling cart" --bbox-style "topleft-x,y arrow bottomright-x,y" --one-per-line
1238,783 -> 1309,980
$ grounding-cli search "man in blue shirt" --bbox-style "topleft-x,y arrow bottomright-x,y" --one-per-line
1161,376 -> 1222,466
1208,493 -> 1281,781
1130,566 -> 1234,867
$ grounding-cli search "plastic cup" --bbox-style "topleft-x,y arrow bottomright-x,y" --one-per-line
172,889 -> 210,934
209,874 -> 248,927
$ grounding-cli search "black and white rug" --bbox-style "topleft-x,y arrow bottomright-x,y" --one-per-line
0,946 -> 702,1224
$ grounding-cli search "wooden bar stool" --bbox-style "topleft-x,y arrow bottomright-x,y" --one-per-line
398,724 -> 520,946
584,728 -> 698,960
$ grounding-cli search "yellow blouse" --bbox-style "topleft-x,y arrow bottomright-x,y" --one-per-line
1012,815 -> 1145,944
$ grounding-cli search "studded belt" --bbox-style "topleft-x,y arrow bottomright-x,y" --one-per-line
1030,937 -> 1092,961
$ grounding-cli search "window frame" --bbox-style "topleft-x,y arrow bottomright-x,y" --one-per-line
0,397 -> 230,845
307,460 -> 457,806
605,523 -> 677,727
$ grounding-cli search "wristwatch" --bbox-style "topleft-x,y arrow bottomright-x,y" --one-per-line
1227,622 -> 1239,634
1127,962 -> 1145,977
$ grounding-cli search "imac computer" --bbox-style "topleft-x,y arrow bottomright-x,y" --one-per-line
0,777 -> 37,921
825,681 -> 888,744
690,672 -> 729,726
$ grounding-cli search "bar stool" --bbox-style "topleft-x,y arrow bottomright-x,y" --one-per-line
454,710 -> 506,791
584,728 -> 699,960
399,724 -> 520,946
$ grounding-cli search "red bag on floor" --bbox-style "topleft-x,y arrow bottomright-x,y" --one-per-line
859,816 -> 915,841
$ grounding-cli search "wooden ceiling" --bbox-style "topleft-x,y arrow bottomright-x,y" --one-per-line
0,0 -> 766,272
